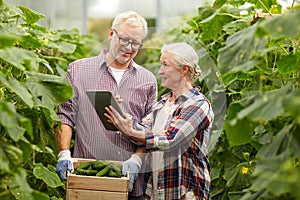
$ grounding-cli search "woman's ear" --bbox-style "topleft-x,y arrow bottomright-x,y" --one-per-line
181,65 -> 189,75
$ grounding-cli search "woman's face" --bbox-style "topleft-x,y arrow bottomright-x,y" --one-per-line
158,51 -> 184,90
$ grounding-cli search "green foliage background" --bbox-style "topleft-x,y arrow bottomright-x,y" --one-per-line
0,0 -> 300,199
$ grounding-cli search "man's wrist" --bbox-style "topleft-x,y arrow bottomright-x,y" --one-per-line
58,149 -> 72,161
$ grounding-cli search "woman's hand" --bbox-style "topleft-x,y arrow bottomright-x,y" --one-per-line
104,106 -> 133,137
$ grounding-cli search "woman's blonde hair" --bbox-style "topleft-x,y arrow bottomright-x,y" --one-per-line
112,10 -> 148,39
161,42 -> 201,82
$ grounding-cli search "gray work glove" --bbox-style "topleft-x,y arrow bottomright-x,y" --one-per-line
122,154 -> 142,192
56,150 -> 74,180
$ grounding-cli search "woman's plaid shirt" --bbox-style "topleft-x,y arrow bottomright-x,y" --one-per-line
137,87 -> 214,200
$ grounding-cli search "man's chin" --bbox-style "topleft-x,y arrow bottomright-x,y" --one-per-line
117,57 -> 131,65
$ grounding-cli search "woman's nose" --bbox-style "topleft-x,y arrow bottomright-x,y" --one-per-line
158,66 -> 164,75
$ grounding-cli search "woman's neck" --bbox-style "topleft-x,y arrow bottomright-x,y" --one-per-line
170,83 -> 193,102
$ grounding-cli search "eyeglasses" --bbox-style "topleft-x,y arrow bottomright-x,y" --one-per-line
113,29 -> 143,50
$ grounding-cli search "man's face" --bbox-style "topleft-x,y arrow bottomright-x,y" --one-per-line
110,23 -> 144,65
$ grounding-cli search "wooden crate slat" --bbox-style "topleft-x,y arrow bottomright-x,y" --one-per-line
66,189 -> 128,200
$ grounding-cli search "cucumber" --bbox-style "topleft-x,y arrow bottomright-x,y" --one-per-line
96,164 -> 111,177
93,160 -> 110,170
75,168 -> 87,175
76,162 -> 92,170
110,163 -> 122,177
85,169 -> 99,176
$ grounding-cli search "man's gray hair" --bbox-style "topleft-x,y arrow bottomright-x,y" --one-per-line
112,10 -> 148,39
162,42 -> 201,82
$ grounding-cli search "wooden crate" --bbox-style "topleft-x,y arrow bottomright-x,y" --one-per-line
66,158 -> 129,200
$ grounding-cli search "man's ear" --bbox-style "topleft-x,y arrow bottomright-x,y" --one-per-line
108,28 -> 114,39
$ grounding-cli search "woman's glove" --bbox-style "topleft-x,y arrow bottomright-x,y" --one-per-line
56,149 -> 74,180
122,154 -> 142,192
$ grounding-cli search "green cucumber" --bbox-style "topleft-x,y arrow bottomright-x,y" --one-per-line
85,169 -> 99,176
76,162 -> 92,170
96,164 -> 111,177
93,160 -> 110,170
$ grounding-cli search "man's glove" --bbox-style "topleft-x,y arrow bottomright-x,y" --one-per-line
122,154 -> 142,192
56,150 -> 74,180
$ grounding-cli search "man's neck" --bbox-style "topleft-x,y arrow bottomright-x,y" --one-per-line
104,52 -> 130,70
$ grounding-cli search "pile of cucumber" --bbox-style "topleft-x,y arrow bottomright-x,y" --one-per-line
74,160 -> 122,177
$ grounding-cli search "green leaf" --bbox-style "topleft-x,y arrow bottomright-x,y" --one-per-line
200,8 -> 234,42
224,155 -> 252,190
19,138 -> 33,163
0,72 -> 34,107
0,143 -> 23,173
217,25 -> 264,74
0,31 -> 20,48
283,92 -> 300,123
20,35 -> 42,49
213,0 -> 227,8
7,169 -> 34,200
17,6 -> 45,24
277,53 -> 300,75
0,144 -> 10,173
0,100 -> 25,141
237,86 -> 289,121
258,125 -> 288,157
8,176 -> 32,199
25,71 -> 73,106
33,163 -> 63,188
45,41 -> 77,54
0,190 -> 10,200
225,103 -> 256,147
251,152 -> 299,196
31,190 -> 49,200
258,8 -> 300,39
0,47 -> 41,71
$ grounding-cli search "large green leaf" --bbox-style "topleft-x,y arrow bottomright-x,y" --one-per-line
7,169 -> 49,200
258,8 -> 300,39
17,6 -> 45,24
283,91 -> 300,123
217,24 -> 264,74
0,72 -> 33,107
250,152 -> 300,197
277,53 -> 300,75
45,41 -> 77,54
0,100 -> 25,141
33,163 -> 63,188
200,7 -> 234,42
0,47 -> 40,71
25,71 -> 73,107
237,85 -> 290,121
0,31 -> 20,48
224,102 -> 257,147
0,143 -> 23,173
224,155 -> 252,190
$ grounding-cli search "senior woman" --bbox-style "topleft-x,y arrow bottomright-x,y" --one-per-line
105,42 -> 214,200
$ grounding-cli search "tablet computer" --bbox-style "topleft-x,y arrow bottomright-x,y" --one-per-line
86,90 -> 126,131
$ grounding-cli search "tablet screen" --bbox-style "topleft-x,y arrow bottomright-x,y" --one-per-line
86,91 -> 125,131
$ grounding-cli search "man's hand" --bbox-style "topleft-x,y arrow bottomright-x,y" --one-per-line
122,154 -> 142,192
56,149 -> 74,180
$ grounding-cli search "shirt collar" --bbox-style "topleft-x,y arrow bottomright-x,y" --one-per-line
160,86 -> 202,104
